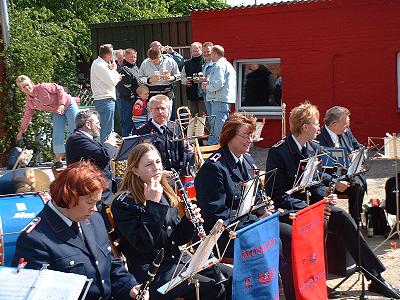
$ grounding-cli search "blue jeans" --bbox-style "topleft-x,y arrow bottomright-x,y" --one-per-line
204,100 -> 212,117
207,101 -> 230,145
117,97 -> 134,137
94,98 -> 115,143
52,98 -> 79,154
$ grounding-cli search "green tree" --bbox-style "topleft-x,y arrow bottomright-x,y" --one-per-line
1,0 -> 227,162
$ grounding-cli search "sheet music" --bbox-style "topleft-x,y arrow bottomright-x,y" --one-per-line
0,267 -> 88,300
347,148 -> 364,176
187,117 -> 206,138
299,157 -> 319,187
237,178 -> 258,217
181,231 -> 221,277
254,120 -> 265,141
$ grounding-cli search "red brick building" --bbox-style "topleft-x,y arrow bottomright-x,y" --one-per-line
191,0 -> 400,147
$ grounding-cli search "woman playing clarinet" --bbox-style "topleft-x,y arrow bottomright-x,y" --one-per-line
111,143 -> 232,300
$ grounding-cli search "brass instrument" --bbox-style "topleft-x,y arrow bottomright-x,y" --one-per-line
281,102 -> 286,138
176,106 -> 205,171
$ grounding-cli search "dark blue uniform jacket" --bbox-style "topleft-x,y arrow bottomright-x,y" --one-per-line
12,203 -> 137,300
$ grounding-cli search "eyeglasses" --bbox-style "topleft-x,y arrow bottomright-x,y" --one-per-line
237,133 -> 256,141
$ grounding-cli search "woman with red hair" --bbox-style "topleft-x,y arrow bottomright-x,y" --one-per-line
13,161 -> 146,300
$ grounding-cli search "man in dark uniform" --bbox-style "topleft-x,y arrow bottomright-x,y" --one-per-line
65,110 -> 119,227
66,109 -> 119,201
316,106 -> 366,223
133,94 -> 191,176
12,162 -> 145,300
265,101 -> 399,298
195,113 -> 295,300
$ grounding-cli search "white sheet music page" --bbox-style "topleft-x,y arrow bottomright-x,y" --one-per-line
299,157 -> 319,187
0,267 -> 88,300
237,178 -> 258,217
187,117 -> 205,138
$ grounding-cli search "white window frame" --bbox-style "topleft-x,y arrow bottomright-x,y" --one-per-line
234,58 -> 282,117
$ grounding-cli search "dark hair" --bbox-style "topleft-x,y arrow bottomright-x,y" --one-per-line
148,47 -> 161,60
75,109 -> 99,129
50,161 -> 107,208
219,113 -> 257,147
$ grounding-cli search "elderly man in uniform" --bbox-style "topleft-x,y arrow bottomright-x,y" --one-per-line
316,106 -> 366,223
133,94 -> 191,176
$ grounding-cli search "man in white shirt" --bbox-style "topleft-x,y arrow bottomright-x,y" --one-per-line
90,44 -> 121,142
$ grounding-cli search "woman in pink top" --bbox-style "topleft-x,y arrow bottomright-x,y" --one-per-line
16,75 -> 79,168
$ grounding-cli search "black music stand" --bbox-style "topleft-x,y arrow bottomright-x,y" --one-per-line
114,134 -> 156,162
286,154 -> 323,205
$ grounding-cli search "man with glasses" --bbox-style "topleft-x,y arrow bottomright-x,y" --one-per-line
65,109 -> 120,228
133,94 -> 190,176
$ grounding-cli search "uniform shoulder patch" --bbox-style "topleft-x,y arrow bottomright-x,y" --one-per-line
209,152 -> 221,163
272,139 -> 285,148
22,217 -> 41,234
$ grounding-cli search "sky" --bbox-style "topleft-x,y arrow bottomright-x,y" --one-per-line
226,0 -> 287,6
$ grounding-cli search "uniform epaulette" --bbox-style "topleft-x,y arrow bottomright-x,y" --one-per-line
272,139 -> 285,148
311,139 -> 320,144
22,217 -> 41,234
209,152 -> 221,163
115,191 -> 130,204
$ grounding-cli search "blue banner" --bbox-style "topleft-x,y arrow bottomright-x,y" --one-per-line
233,212 -> 280,300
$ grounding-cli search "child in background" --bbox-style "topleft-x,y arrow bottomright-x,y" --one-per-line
132,85 -> 149,131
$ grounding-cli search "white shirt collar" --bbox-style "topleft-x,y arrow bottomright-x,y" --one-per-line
48,200 -> 73,227
78,129 -> 93,140
229,149 -> 243,164
292,135 -> 305,152
151,119 -> 167,132
325,125 -> 340,147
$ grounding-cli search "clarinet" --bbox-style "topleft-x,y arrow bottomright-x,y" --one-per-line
171,170 -> 227,284
135,248 -> 164,300
172,170 -> 206,238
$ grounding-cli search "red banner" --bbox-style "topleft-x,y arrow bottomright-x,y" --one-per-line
292,200 -> 327,300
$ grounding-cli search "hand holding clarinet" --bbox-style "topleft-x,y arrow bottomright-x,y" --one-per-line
134,248 -> 164,300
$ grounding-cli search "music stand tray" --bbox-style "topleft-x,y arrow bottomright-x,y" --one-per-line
114,134 -> 156,161
286,155 -> 322,195
157,219 -> 235,295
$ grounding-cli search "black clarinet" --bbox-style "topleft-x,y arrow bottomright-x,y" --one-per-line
135,248 -> 164,300
171,170 -> 227,284
171,171 -> 206,239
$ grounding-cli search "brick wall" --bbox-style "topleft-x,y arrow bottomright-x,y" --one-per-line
192,0 -> 400,147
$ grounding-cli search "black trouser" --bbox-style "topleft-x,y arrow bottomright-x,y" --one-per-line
336,176 -> 365,223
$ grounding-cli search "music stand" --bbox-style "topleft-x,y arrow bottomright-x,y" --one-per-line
286,155 -> 323,204
235,168 -> 277,219
157,220 -> 237,300
114,134 -> 156,161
